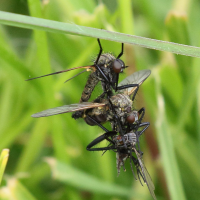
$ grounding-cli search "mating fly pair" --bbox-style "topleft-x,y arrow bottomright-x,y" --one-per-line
27,39 -> 156,199
27,39 -> 147,140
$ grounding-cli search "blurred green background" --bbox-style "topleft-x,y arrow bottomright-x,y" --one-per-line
0,0 -> 200,199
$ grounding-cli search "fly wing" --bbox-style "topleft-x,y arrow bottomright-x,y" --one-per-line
118,70 -> 151,96
31,102 -> 106,118
134,149 -> 157,200
26,66 -> 95,81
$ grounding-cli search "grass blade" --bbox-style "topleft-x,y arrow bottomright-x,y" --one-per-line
0,11 -> 200,57
45,158 -> 146,198
154,71 -> 187,200
0,178 -> 37,200
0,149 -> 9,185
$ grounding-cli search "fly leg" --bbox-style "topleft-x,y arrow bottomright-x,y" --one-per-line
112,43 -> 124,91
133,122 -> 150,155
131,84 -> 139,101
95,39 -> 135,95
137,107 -> 145,123
117,43 -> 124,59
87,131 -> 117,151
94,38 -> 103,64
85,115 -> 109,132
136,122 -> 150,137
95,39 -> 126,94
115,83 -> 139,101
84,114 -> 126,151
94,39 -> 110,84
93,91 -> 107,102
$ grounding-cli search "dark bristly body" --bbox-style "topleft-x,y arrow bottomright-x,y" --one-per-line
27,39 -> 155,199
80,53 -> 122,103
26,39 -> 127,103
31,70 -> 151,139
86,128 -> 156,200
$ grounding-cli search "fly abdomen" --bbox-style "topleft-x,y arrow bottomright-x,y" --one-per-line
84,114 -> 107,126
84,105 -> 108,126
80,72 -> 99,102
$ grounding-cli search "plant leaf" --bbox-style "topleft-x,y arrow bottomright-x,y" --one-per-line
0,11 -> 200,58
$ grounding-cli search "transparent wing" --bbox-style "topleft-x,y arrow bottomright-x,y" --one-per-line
26,66 -> 94,81
118,69 -> 151,96
31,102 -> 106,118
134,149 -> 157,200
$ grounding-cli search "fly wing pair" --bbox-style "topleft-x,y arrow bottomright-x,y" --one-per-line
31,102 -> 105,118
31,70 -> 151,118
118,69 -> 151,96
134,148 -> 157,200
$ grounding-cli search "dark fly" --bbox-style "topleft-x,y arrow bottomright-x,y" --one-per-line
31,69 -> 151,154
115,135 -> 156,200
26,39 -> 130,103
31,70 -> 151,138
86,125 -> 156,200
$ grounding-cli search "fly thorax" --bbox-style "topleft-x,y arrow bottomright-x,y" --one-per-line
97,53 -> 118,84
110,94 -> 132,121
110,94 -> 132,108
126,132 -> 137,146
97,53 -> 116,65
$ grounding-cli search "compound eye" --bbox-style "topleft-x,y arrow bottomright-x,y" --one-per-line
113,60 -> 122,73
126,114 -> 136,124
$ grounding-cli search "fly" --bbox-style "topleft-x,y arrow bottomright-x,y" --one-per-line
31,70 -> 151,138
86,125 -> 156,200
26,39 -> 129,102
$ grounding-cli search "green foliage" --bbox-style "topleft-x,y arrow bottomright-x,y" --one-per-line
0,0 -> 200,200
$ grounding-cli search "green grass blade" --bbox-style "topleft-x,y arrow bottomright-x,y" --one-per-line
177,58 -> 200,129
15,119 -> 48,172
0,149 -> 9,185
165,11 -> 192,81
118,0 -> 134,34
27,0 -> 67,162
45,158 -> 146,198
0,178 -> 37,200
154,72 -> 187,200
197,80 -> 200,157
0,11 -> 200,57
0,111 -> 33,150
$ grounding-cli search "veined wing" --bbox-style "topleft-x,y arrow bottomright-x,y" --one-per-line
134,148 -> 157,200
118,70 -> 151,96
32,102 -> 106,118
26,66 -> 95,81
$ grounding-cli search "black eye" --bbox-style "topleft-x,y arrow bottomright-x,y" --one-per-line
113,59 -> 124,73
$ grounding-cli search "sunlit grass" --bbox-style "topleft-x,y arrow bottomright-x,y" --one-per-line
0,149 -> 9,185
